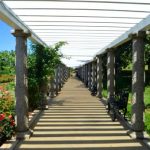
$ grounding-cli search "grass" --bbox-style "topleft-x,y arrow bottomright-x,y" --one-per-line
126,86 -> 150,135
102,86 -> 150,135
145,110 -> 150,135
102,89 -> 108,98
144,86 -> 150,106
123,64 -> 148,70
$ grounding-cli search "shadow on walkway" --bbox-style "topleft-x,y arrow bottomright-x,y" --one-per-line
15,78 -> 148,150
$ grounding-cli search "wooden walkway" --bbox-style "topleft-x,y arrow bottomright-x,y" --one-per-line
15,77 -> 148,150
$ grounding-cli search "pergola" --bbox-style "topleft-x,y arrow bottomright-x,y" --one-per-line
0,0 -> 150,139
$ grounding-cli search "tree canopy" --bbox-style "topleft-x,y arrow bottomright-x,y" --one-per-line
0,50 -> 15,74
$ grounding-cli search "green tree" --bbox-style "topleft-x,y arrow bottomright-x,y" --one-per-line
0,50 -> 15,74
28,42 -> 66,110
115,41 -> 132,73
145,34 -> 150,84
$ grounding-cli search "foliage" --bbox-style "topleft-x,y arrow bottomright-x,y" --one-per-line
126,103 -> 132,120
0,75 -> 14,83
101,36 -> 150,135
0,50 -> 15,74
102,34 -> 150,92
145,35 -> 150,84
102,89 -> 108,98
115,41 -> 132,73
28,50 -> 40,109
145,35 -> 150,66
114,34 -> 150,73
0,85 -> 15,114
0,114 -> 15,138
115,71 -> 132,93
144,86 -> 150,107
0,85 -> 15,141
145,112 -> 150,135
28,42 -> 66,110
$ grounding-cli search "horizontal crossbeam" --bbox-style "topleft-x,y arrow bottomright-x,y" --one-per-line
25,21 -> 136,24
3,0 -> 150,6
18,15 -> 144,19
12,7 -> 150,13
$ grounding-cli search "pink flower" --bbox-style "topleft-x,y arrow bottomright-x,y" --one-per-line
8,115 -> 13,120
0,86 -> 3,91
0,114 -> 5,121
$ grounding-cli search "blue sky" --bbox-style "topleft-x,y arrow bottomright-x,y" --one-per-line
0,20 -> 32,52
0,20 -> 15,51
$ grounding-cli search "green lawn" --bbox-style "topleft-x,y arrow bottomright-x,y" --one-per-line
102,86 -> 150,135
102,89 -> 108,98
144,86 -> 150,106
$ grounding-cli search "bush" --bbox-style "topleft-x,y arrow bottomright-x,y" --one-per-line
0,75 -> 14,83
28,78 -> 40,110
102,89 -> 108,98
145,112 -> 150,135
28,42 -> 66,110
0,114 -> 15,138
0,85 -> 15,145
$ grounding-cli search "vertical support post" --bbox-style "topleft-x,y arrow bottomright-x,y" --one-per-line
83,65 -> 85,84
60,64 -> 63,88
55,67 -> 59,95
64,66 -> 66,82
64,67 -> 66,81
88,63 -> 92,90
97,55 -> 103,98
80,67 -> 82,80
65,67 -> 67,81
65,67 -> 69,81
58,65 -> 61,92
91,61 -> 96,89
129,31 -> 146,139
85,64 -> 88,87
12,30 -> 32,139
66,67 -> 70,79
107,49 -> 115,98
81,67 -> 83,81
50,77 -> 55,98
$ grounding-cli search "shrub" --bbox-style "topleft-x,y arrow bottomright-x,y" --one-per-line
145,112 -> 150,135
28,42 -> 66,110
0,85 -> 15,142
0,75 -> 14,83
0,85 -> 15,113
0,114 -> 15,138
102,89 -> 108,98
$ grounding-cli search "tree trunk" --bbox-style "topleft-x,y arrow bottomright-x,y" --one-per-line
40,81 -> 48,109
50,77 -> 55,98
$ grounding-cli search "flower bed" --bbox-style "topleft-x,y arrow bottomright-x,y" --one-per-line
0,75 -> 14,83
0,85 -> 15,146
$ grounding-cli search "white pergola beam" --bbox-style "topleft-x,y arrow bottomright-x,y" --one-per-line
1,0 -> 150,67
0,1 -> 47,46
96,14 -> 150,55
3,0 -> 150,6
